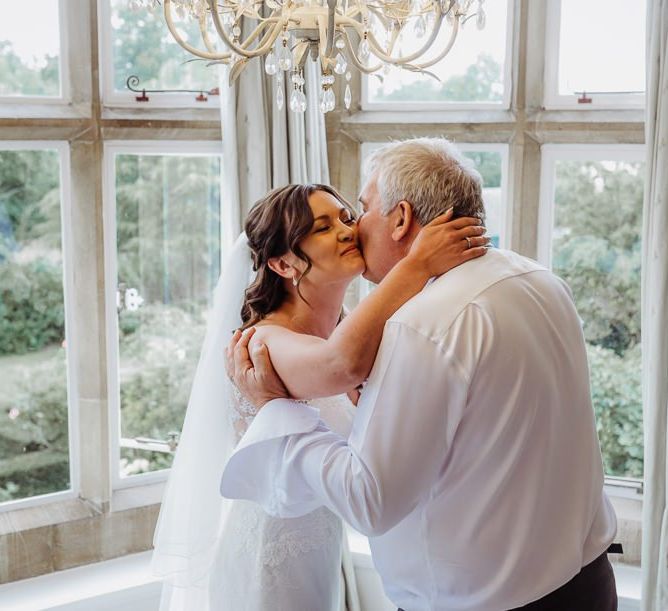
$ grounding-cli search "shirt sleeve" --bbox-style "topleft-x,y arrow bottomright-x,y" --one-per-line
220,320 -> 470,536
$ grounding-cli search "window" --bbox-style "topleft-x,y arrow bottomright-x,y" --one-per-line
544,0 -> 646,108
0,0 -> 646,581
457,145 -> 509,248
539,145 -> 644,479
100,0 -> 220,106
0,0 -> 65,100
363,0 -> 512,109
104,143 -> 223,485
0,143 -> 78,509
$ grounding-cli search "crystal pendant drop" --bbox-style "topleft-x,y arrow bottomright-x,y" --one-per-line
324,87 -> 335,112
335,38 -> 345,50
414,15 -> 426,37
291,89 -> 307,113
319,91 -> 329,113
344,84 -> 352,109
276,84 -> 284,110
289,88 -> 301,112
476,7 -> 486,29
334,53 -> 347,75
265,51 -> 278,75
358,38 -> 370,61
278,44 -> 293,71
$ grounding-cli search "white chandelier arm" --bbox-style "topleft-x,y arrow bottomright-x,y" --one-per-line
341,28 -> 383,74
410,15 -> 460,69
323,0 -> 337,59
198,9 -> 218,54
293,40 -> 310,69
237,17 -> 282,51
318,15 -> 332,70
366,12 -> 447,65
163,0 -> 231,60
207,0 -> 284,58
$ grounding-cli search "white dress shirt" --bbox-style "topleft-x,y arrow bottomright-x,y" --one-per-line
221,248 -> 617,611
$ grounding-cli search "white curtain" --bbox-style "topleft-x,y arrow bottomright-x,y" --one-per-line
218,53 -> 360,611
220,58 -> 329,224
641,1 -> 668,609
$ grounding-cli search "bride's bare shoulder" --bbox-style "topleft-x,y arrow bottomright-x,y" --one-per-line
250,320 -> 301,344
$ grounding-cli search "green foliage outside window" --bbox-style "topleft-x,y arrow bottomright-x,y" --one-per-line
553,160 -> 644,477
370,53 -> 503,103
0,41 -> 59,97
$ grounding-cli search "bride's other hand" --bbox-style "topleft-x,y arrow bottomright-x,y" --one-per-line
226,328 -> 290,408
406,208 -> 489,278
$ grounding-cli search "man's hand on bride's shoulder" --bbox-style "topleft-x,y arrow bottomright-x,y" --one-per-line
407,207 -> 490,278
226,328 -> 290,409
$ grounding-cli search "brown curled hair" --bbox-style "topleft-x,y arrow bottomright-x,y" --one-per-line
240,184 -> 355,330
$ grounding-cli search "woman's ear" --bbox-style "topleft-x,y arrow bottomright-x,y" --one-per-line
390,200 -> 415,242
267,256 -> 295,280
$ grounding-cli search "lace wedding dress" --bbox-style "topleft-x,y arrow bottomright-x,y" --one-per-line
206,388 -> 356,610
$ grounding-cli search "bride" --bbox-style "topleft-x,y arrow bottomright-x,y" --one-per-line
151,183 -> 487,610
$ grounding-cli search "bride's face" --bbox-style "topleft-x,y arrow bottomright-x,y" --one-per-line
294,190 -> 366,285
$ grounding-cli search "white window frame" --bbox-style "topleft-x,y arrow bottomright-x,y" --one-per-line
361,0 -> 514,111
543,0 -> 645,110
0,141 -> 80,512
538,143 -> 645,268
0,0 -> 71,105
97,0 -> 220,109
103,140 -> 224,490
538,143 -> 645,492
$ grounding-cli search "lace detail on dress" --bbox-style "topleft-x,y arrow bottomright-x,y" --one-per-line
226,501 -> 342,591
223,389 -> 353,598
229,384 -> 313,442
229,384 -> 260,441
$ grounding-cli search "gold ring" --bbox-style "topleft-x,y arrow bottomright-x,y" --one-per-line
465,236 -> 472,249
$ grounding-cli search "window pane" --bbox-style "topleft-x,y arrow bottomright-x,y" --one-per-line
366,0 -> 508,104
0,1 -> 61,97
551,158 -> 643,478
462,151 -> 503,247
0,149 -> 70,503
110,0 -> 218,94
558,0 -> 645,96
115,153 -> 221,476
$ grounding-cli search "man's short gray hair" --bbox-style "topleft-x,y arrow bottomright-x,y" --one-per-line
364,137 -> 485,226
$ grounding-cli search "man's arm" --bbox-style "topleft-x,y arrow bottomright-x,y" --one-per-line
221,320 -> 470,536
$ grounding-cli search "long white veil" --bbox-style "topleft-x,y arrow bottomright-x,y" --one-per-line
151,233 -> 255,610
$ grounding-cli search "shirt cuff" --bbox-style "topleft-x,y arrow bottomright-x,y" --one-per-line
219,399 -> 322,504
234,399 -> 321,452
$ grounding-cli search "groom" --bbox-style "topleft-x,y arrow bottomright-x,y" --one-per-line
221,137 -> 618,610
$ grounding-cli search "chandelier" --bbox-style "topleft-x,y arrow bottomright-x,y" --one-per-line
152,0 -> 486,113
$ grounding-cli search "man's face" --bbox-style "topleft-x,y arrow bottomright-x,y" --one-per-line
357,177 -> 403,284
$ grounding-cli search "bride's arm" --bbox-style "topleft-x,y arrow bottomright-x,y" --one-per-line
248,212 -> 487,399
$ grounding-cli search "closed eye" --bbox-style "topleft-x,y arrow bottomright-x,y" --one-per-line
315,225 -> 330,233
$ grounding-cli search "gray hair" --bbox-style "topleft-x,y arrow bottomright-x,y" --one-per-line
364,137 -> 485,226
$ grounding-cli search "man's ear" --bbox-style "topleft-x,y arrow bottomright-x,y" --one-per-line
390,201 -> 415,242
267,256 -> 295,280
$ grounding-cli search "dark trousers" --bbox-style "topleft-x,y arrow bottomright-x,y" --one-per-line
398,552 -> 617,611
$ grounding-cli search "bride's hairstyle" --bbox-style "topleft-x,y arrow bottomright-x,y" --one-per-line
240,183 -> 355,329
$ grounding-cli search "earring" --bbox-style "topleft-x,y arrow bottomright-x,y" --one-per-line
292,276 -> 298,286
